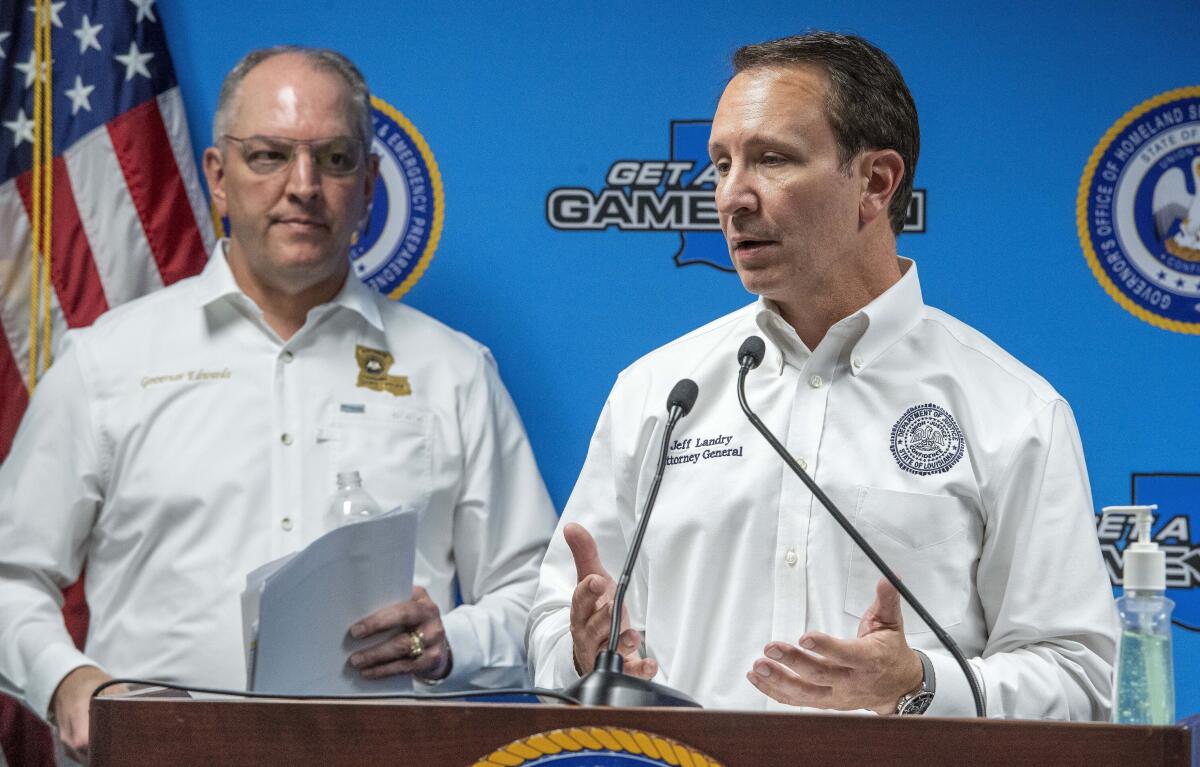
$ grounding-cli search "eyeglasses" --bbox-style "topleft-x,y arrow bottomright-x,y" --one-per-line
222,134 -> 366,176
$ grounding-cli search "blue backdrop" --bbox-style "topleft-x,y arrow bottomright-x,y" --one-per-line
156,0 -> 1200,718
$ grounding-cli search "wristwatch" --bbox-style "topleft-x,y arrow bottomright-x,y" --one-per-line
895,649 -> 936,715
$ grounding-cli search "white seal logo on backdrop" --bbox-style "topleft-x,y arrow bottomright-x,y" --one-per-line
351,96 -> 444,299
1078,87 -> 1200,333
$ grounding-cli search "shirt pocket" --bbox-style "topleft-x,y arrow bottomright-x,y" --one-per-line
319,405 -> 434,517
843,486 -> 975,633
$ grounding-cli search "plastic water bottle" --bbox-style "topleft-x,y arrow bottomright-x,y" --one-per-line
325,471 -> 383,529
1105,505 -> 1175,725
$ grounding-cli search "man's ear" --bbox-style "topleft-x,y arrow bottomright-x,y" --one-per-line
356,153 -> 381,236
858,149 -> 904,227
203,146 -> 228,218
363,152 -> 380,206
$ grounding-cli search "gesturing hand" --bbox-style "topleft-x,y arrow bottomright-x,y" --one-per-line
748,577 -> 923,715
564,522 -> 656,679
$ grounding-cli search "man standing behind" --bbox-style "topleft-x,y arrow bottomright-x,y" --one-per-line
528,32 -> 1117,719
0,47 -> 555,761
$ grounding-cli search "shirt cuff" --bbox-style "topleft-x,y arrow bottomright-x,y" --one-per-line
924,650 -> 986,718
27,643 -> 98,721
434,607 -> 482,689
552,632 -> 582,687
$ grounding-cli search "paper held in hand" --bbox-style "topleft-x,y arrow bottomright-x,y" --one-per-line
241,508 -> 418,695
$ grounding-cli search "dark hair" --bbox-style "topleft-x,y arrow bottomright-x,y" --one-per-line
733,32 -> 919,234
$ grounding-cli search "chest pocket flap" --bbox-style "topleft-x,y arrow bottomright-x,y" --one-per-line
322,406 -> 434,516
843,486 -> 978,633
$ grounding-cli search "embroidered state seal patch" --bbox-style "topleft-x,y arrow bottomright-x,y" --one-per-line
890,403 -> 965,476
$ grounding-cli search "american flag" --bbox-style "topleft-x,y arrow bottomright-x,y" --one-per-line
1,1 -> 212,762
0,0 -> 214,459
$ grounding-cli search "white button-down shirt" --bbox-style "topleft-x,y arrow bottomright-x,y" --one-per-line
529,260 -> 1118,719
0,244 -> 556,718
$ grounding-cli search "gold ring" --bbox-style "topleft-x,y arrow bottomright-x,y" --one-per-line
409,630 -> 424,659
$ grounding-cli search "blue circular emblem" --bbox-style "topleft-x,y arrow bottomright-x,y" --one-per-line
890,404 -> 965,476
1078,87 -> 1200,333
350,97 -> 444,299
474,728 -> 722,767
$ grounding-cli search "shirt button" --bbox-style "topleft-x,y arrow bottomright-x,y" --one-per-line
281,517 -> 294,531
852,357 -> 864,370
281,350 -> 294,363
809,375 -> 823,388
798,457 -> 808,471
785,549 -> 798,567
280,433 -> 293,445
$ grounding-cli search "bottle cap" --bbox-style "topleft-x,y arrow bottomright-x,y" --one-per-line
336,470 -> 363,487
1101,505 -> 1164,591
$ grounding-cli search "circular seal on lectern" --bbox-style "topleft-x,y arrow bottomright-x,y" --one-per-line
472,727 -> 723,766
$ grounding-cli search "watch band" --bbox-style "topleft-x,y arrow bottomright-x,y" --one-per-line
895,649 -> 936,715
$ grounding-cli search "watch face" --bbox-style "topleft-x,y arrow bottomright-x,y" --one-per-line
900,690 -> 935,716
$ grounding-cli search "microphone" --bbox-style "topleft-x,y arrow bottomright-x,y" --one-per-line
564,379 -> 702,708
735,335 -> 986,717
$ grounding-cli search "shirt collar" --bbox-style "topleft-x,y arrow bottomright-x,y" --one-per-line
751,256 -> 924,376
192,239 -> 385,333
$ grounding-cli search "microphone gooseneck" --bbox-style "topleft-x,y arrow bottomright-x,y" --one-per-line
564,378 -> 702,708
735,335 -> 986,718
606,377 -> 700,655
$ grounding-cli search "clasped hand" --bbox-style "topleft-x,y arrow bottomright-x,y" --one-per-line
348,586 -> 452,682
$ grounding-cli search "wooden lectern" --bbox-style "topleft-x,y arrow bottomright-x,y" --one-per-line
90,693 -> 1191,766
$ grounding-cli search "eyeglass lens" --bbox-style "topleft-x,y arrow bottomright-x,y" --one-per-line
234,136 -> 362,176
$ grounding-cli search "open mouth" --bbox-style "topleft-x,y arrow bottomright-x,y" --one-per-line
733,239 -> 775,254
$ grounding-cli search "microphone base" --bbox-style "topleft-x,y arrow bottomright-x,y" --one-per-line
563,652 -> 701,708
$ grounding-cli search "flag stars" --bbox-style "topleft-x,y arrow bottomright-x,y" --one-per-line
0,31 -> 10,60
64,76 -> 95,115
115,41 -> 153,81
73,14 -> 103,54
128,0 -> 158,24
13,51 -> 51,89
27,1 -> 66,28
4,109 -> 35,148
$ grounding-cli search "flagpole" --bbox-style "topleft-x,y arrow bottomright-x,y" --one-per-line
38,0 -> 53,378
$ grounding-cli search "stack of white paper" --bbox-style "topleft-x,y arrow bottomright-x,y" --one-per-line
241,509 -> 418,695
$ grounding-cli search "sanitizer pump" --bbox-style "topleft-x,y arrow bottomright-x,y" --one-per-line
1103,504 -> 1175,725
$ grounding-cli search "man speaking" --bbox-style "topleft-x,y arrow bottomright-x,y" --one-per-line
0,46 -> 556,761
528,32 -> 1117,719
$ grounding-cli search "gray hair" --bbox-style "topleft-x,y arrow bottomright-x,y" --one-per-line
212,45 -> 373,149
733,32 -> 919,235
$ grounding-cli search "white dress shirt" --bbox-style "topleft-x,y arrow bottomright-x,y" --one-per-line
528,259 -> 1118,719
0,243 -> 557,719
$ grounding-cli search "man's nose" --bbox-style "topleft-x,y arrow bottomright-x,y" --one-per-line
285,146 -> 320,201
715,163 -> 758,217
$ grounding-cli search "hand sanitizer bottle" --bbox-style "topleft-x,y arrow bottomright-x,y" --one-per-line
1105,504 -> 1175,725
325,471 -> 383,529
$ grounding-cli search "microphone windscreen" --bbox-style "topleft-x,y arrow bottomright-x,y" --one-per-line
738,336 -> 766,369
667,378 -> 699,417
